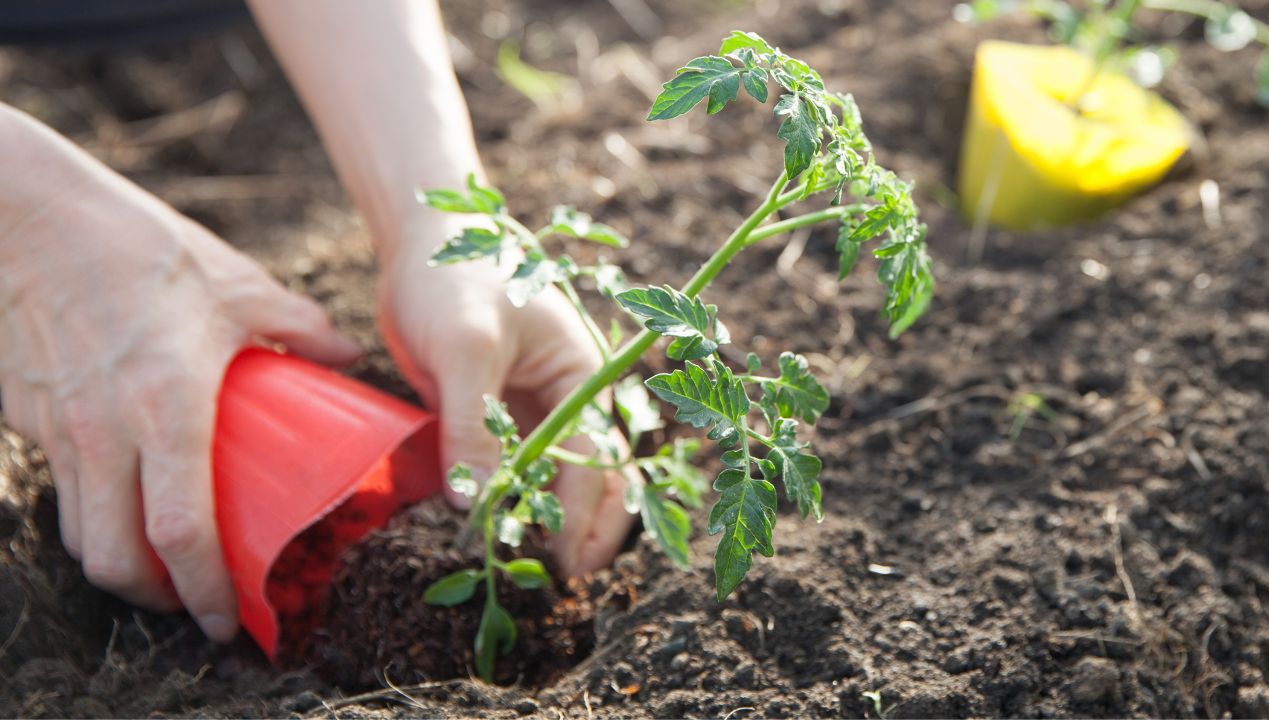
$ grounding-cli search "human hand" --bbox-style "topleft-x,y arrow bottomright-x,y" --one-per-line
378,217 -> 634,575
0,110 -> 360,641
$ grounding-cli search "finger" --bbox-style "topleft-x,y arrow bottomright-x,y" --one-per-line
424,317 -> 514,509
135,374 -> 238,643
74,419 -> 179,612
33,390 -> 83,559
246,287 -> 361,366
548,434 -> 635,576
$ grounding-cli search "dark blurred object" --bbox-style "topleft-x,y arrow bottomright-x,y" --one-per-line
0,0 -> 248,47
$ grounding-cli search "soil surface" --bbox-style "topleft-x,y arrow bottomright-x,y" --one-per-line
2,0 -> 1268,717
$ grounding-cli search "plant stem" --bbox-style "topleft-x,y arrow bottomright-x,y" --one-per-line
743,204 -> 863,247
544,445 -> 628,470
503,169 -> 790,478
504,215 -> 612,359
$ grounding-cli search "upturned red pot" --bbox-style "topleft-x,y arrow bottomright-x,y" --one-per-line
211,348 -> 441,658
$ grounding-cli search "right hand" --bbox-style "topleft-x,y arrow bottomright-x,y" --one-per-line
0,115 -> 360,641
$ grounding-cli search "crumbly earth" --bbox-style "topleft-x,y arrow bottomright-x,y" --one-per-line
2,0 -> 1267,716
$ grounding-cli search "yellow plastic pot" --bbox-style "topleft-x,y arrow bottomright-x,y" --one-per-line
957,41 -> 1192,231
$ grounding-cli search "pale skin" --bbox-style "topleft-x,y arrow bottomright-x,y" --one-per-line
0,0 -> 632,643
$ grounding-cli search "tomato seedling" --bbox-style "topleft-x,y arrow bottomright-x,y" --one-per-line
418,31 -> 933,682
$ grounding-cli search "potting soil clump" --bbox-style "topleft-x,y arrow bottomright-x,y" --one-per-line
281,500 -> 605,687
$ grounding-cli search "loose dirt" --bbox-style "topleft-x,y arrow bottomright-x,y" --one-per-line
2,0 -> 1266,716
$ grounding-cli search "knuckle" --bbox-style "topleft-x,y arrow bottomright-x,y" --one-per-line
145,507 -> 208,558
82,554 -> 143,593
448,320 -> 502,359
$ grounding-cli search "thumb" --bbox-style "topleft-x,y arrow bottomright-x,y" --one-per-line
434,341 -> 507,509
247,287 -> 362,366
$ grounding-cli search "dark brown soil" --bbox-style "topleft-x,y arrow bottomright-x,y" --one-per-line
2,0 -> 1268,717
295,500 -> 606,689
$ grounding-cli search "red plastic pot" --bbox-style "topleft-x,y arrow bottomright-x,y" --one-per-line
211,348 -> 441,659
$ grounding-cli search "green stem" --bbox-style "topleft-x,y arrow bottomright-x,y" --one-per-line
504,215 -> 611,359
1142,0 -> 1269,44
743,204 -> 864,247
544,445 -> 628,470
505,169 -> 790,479
558,278 -> 612,360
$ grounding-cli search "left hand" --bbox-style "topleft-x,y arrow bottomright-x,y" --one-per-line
377,216 -> 634,575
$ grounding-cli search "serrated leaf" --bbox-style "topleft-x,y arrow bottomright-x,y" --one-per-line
430,227 -> 507,265
775,93 -> 819,179
719,30 -> 773,57
615,375 -> 664,437
447,463 -> 479,499
475,600 -> 516,682
507,252 -> 564,307
423,569 -> 482,606
847,203 -> 903,245
527,489 -> 564,533
762,352 -> 830,424
574,402 -> 621,461
482,394 -> 518,439
648,56 -> 745,120
502,558 -> 551,589
617,286 -> 727,359
640,488 -> 692,569
767,420 -> 823,521
837,223 -> 863,279
523,458 -> 556,489
743,68 -> 769,102
645,360 -> 750,442
546,206 -> 628,247
707,468 -> 777,601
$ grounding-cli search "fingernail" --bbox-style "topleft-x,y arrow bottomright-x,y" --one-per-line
197,613 -> 237,643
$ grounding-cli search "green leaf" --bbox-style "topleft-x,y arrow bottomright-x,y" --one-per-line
545,206 -> 628,247
523,458 -> 556,489
837,223 -> 863,279
1206,8 -> 1256,52
475,600 -> 516,682
775,93 -> 819,179
424,569 -> 483,606
617,286 -> 728,359
526,489 -> 564,533
767,419 -> 823,521
502,558 -> 551,589
743,68 -> 769,103
446,463 -> 479,499
417,174 -> 505,215
875,228 -> 934,337
648,56 -> 745,120
574,401 -> 621,461
507,252 -> 565,307
466,173 -> 506,214
708,468 -> 777,601
430,227 -> 507,265
719,30 -> 773,57
615,374 -> 664,437
762,352 -> 830,424
639,438 -> 708,509
846,203 -> 903,245
640,488 -> 692,569
592,262 -> 629,298
497,513 -> 525,547
482,394 -> 518,439
645,360 -> 750,446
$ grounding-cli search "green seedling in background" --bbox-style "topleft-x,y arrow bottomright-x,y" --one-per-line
956,0 -> 1269,103
418,30 -> 934,682
495,40 -> 579,111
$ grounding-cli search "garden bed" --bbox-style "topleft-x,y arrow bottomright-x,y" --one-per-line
1,0 -> 1267,716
